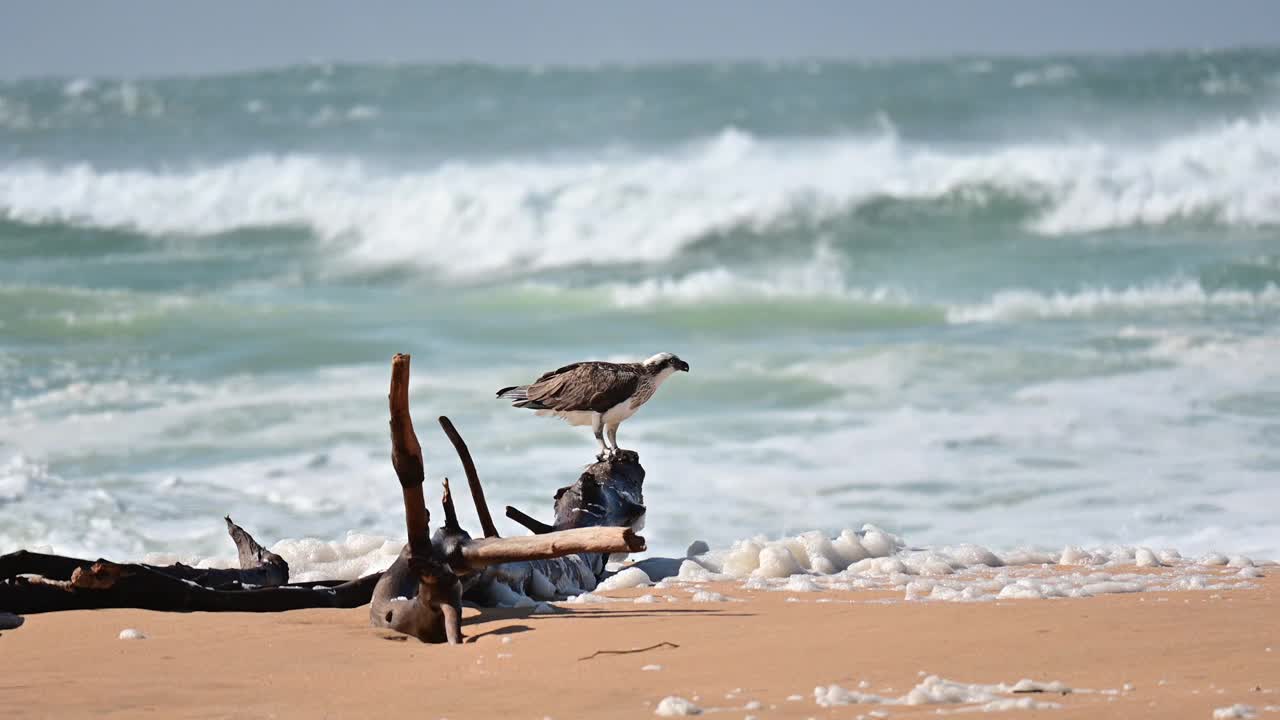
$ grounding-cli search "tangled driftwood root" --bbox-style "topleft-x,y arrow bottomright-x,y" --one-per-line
370,353 -> 643,643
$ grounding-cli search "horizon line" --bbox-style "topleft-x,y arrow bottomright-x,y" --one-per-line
4,42 -> 1278,83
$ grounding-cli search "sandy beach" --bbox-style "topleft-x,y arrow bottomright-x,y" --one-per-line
3,570 -> 1276,719
6,9 -> 1280,720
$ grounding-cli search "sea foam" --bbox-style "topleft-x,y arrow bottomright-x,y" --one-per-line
646,525 -> 1268,605
815,675 -> 1067,709
0,454 -> 43,501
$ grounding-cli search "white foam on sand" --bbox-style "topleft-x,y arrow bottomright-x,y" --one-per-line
112,523 -> 1269,609
815,675 -> 1068,711
689,590 -> 735,603
564,592 -> 615,605
641,525 -> 1268,604
595,567 -> 652,592
654,695 -> 702,716
1213,704 -> 1258,719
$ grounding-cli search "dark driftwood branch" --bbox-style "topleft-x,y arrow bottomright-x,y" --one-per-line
502,451 -> 647,539
439,415 -> 498,538
0,517 -> 287,590
388,353 -> 429,557
0,518 -> 379,614
0,550 -> 92,582
0,516 -> 282,587
374,352 -> 464,644
224,516 -> 289,586
0,565 -> 380,614
552,453 -> 646,532
505,505 -> 555,535
441,478 -> 462,532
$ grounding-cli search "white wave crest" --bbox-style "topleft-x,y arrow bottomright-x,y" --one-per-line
601,251 -> 909,307
1030,116 -> 1280,233
3,117 -> 1280,274
1011,63 -> 1078,88
947,281 -> 1280,323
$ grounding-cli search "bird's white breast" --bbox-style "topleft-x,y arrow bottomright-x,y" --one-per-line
535,409 -> 597,426
602,399 -> 639,425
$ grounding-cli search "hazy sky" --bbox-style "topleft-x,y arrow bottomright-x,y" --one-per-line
4,1 -> 1280,78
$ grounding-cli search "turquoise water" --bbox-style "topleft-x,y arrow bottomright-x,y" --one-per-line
2,50 -> 1279,559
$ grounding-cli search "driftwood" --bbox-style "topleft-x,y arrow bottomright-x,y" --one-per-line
368,353 -> 643,643
438,415 -> 499,539
0,517 -> 380,614
0,517 -> 286,588
0,563 -> 383,615
507,450 -> 646,535
0,353 -> 649,644
471,449 -> 648,604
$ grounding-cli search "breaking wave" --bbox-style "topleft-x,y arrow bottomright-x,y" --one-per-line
948,281 -> 1280,323
3,116 -> 1280,276
600,249 -> 905,307
576,267 -> 1280,325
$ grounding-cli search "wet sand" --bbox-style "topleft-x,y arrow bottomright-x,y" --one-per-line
2,572 -> 1277,719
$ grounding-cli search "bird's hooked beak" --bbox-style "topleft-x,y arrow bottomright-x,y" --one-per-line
676,359 -> 690,372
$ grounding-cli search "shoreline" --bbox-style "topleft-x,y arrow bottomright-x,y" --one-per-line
3,568 -> 1276,719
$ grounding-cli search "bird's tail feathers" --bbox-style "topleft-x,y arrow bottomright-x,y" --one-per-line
496,385 -> 528,400
498,385 -> 548,409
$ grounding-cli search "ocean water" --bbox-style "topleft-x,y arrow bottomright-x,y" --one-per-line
1,50 -> 1278,563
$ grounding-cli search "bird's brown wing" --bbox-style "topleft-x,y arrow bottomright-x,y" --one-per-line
526,362 -> 642,414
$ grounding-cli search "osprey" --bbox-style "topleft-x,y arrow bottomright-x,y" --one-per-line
496,352 -> 690,457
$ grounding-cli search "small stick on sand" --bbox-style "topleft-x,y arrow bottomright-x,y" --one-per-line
579,641 -> 680,661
